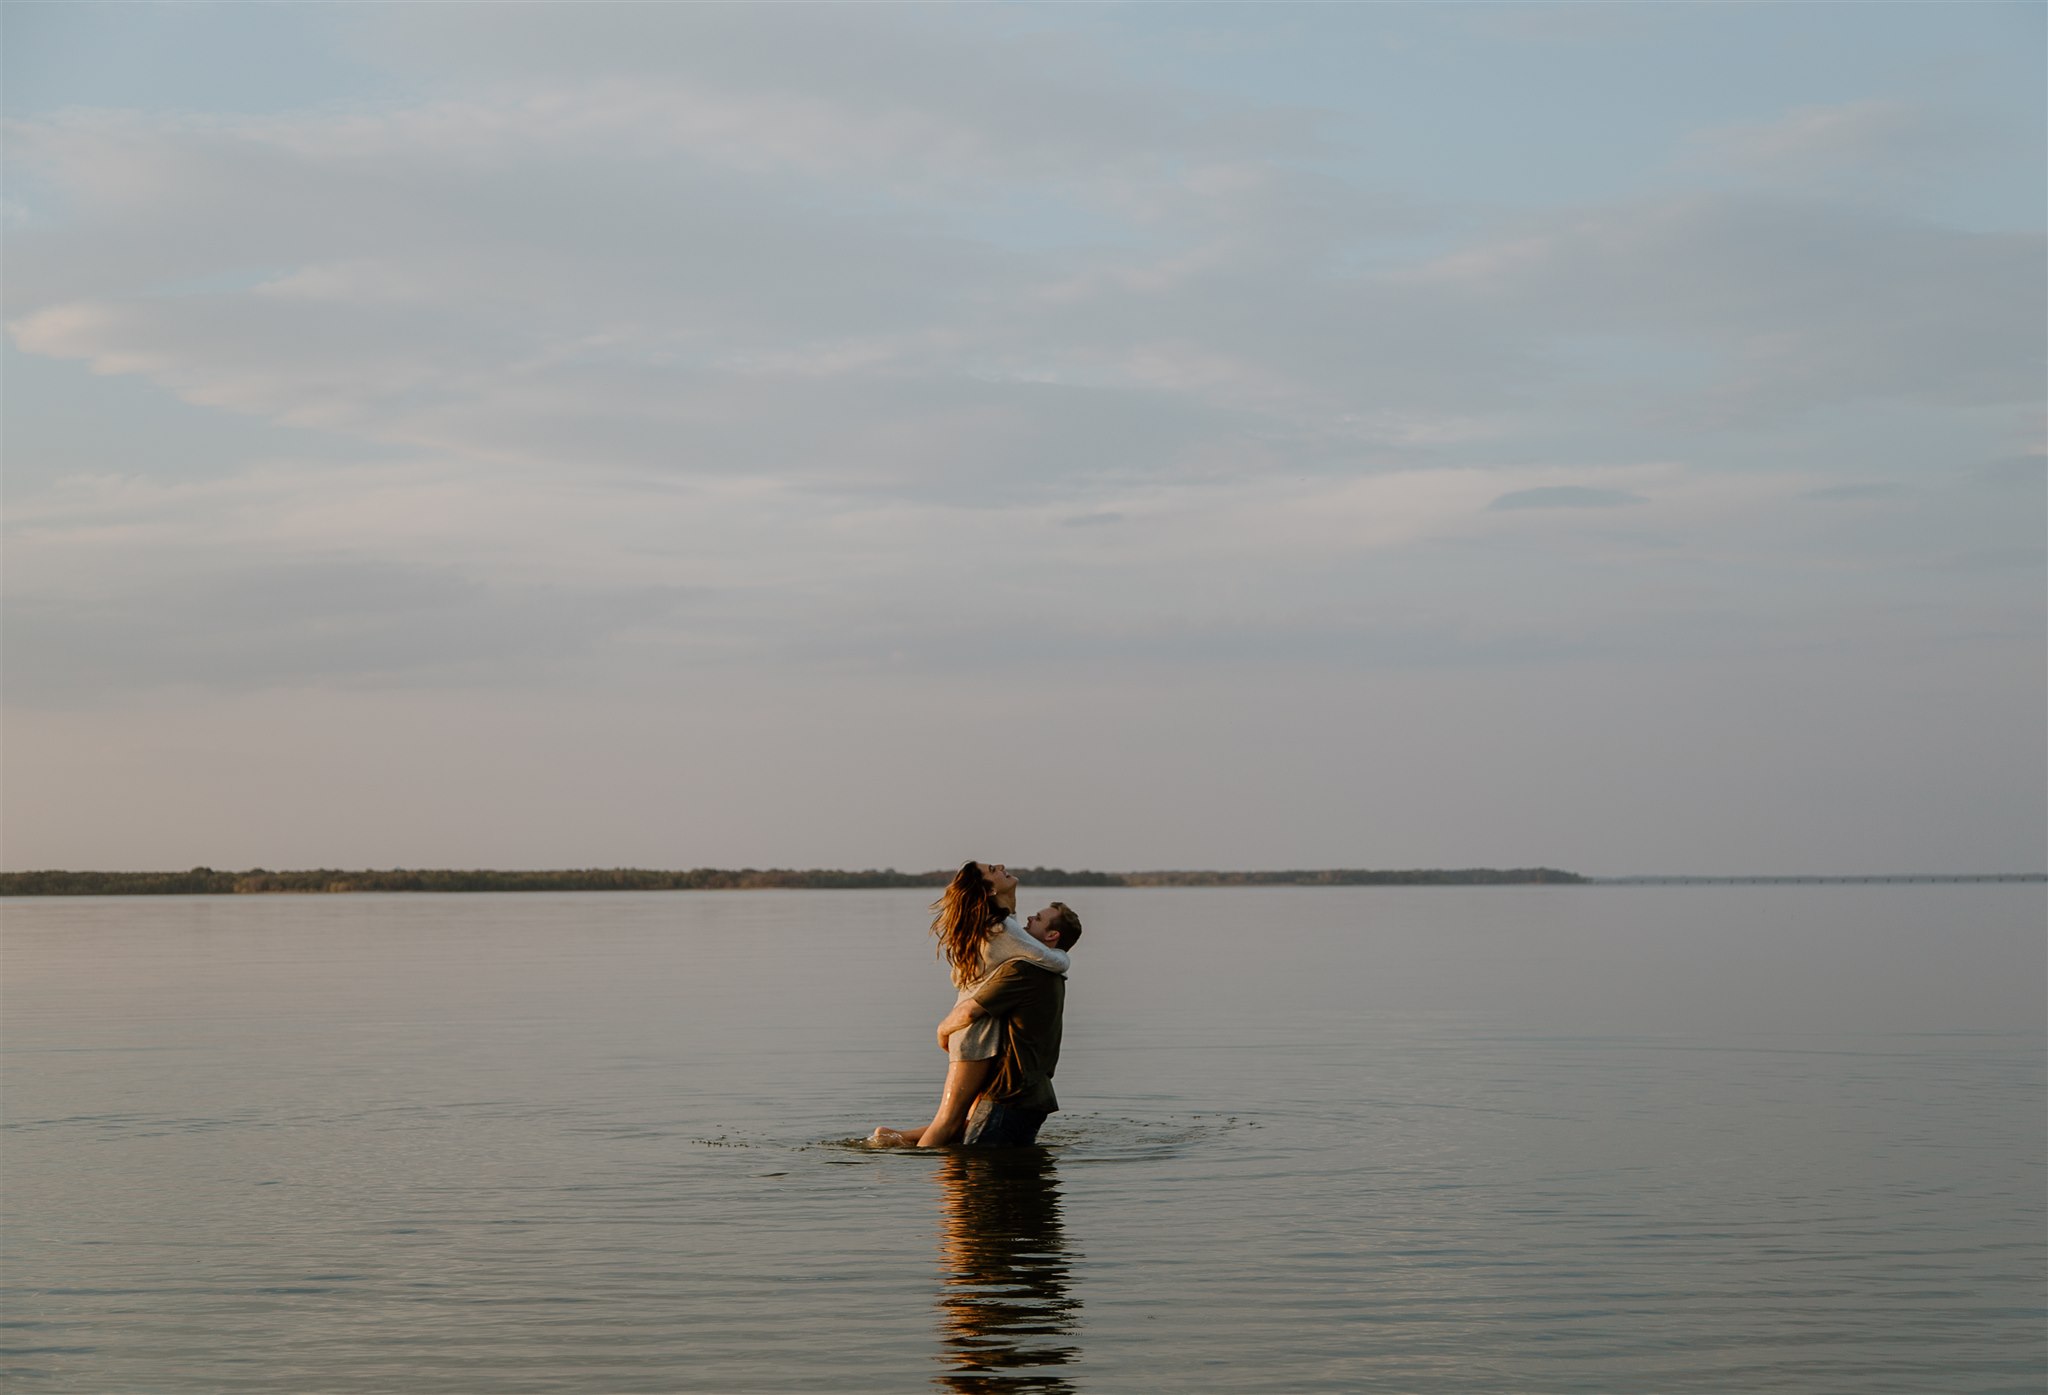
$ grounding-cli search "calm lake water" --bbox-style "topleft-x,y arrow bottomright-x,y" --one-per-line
3,886 -> 2043,1393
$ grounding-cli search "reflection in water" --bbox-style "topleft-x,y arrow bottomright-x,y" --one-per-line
931,1148 -> 1080,1393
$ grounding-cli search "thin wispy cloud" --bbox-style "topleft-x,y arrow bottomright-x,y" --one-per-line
1488,487 -> 1646,511
1684,100 -> 1974,193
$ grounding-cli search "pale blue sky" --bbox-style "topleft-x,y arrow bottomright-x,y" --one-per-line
4,3 -> 2042,874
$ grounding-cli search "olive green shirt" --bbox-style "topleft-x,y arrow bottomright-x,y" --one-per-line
969,960 -> 1065,1115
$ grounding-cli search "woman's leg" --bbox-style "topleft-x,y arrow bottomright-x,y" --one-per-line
916,1056 -> 994,1148
869,1058 -> 995,1146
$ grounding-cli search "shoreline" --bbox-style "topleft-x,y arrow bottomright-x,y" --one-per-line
3,868 -> 2041,896
0,866 -> 1584,895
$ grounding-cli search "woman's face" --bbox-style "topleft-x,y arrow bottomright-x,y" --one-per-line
976,862 -> 1018,896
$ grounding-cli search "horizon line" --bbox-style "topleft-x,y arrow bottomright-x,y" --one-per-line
3,865 -> 2043,896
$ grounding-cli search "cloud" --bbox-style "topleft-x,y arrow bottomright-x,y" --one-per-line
8,61 -> 2038,527
1798,482 -> 1907,503
3,7 -> 2040,723
2,556 -> 704,703
1,454 -> 1825,702
1488,485 -> 1646,511
1971,453 -> 2047,490
1460,4 -> 1655,44
353,5 -> 1329,181
1686,100 -> 1973,193
1402,193 -> 2044,425
2,6 -> 2042,877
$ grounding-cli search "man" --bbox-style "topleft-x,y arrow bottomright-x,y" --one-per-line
931,904 -> 1079,1147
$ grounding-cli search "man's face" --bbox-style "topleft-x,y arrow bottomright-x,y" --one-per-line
1022,905 -> 1063,947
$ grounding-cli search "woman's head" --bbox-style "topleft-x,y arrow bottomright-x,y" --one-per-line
977,862 -> 1018,898
931,860 -> 1014,988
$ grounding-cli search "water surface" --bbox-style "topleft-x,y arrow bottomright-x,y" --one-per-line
4,886 -> 2042,1392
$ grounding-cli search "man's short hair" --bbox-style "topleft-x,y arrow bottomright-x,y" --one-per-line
1047,901 -> 1082,951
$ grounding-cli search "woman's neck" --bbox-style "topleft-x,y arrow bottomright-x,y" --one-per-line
993,890 -> 1016,914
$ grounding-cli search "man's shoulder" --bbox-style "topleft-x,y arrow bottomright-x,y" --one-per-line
985,959 -> 1062,982
973,958 -> 1065,1006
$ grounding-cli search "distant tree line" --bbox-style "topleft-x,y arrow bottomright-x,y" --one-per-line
0,865 -> 1583,896
1114,868 -> 1583,886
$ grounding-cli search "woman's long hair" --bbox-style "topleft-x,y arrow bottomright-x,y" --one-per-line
932,861 -> 1005,988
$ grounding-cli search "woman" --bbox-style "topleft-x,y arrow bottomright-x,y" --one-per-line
871,860 -> 1068,1148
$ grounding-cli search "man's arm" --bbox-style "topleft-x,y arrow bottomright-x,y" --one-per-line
935,959 -> 1053,1049
936,996 -> 986,1051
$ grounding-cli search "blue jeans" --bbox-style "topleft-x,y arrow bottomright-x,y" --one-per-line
962,1098 -> 1049,1147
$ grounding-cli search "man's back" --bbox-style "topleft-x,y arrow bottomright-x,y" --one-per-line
968,959 -> 1065,1130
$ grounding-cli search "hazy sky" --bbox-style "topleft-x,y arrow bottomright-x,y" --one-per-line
4,4 -> 2043,876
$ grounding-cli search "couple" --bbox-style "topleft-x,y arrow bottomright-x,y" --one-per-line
871,861 -> 1081,1149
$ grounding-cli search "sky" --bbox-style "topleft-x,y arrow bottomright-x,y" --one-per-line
3,3 -> 2043,876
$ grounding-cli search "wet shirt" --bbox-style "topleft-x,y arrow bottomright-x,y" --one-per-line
969,960 -> 1066,1115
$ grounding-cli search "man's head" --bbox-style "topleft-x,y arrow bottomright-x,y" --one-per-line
1023,901 -> 1083,951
